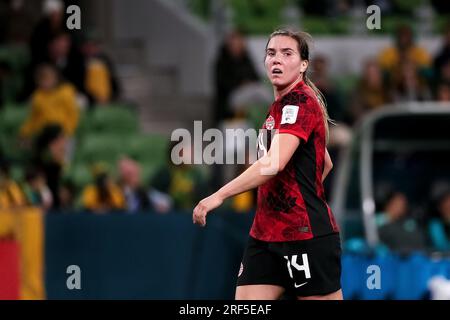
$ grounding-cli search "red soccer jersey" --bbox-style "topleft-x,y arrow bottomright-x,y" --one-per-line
249,80 -> 339,242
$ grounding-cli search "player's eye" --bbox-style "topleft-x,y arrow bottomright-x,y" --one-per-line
267,51 -> 275,57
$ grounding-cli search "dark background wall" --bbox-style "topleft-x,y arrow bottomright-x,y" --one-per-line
45,211 -> 253,299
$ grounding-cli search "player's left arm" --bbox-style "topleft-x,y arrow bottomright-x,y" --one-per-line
322,148 -> 333,182
192,133 -> 300,226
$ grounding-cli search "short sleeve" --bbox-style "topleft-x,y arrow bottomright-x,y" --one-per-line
278,91 -> 320,142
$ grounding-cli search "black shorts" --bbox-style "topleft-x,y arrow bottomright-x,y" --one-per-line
236,233 -> 342,297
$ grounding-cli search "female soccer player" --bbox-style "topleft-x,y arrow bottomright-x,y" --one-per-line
193,29 -> 342,300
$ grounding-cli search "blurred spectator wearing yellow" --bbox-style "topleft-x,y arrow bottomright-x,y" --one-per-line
82,164 -> 125,214
117,157 -> 150,213
20,64 -> 79,138
81,34 -> 120,106
0,158 -> 26,210
378,24 -> 432,78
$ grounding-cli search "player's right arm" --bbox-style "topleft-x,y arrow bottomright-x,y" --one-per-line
192,133 -> 300,226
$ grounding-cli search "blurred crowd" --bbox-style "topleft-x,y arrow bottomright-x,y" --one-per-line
0,0 -> 194,216
1,0 -> 450,253
213,24 -> 450,132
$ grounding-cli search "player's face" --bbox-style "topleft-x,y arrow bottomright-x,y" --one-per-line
265,36 -> 308,90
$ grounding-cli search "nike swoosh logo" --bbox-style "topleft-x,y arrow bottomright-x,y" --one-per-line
294,282 -> 308,288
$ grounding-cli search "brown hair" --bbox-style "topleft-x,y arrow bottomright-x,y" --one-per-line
265,29 -> 332,142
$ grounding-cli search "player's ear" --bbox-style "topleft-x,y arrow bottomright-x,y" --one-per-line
300,60 -> 308,73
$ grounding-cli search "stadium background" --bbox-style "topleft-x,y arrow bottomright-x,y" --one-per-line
1,0 -> 450,300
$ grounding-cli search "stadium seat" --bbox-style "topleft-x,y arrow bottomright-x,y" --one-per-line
303,17 -> 332,34
0,106 -> 29,162
75,134 -> 127,166
141,163 -> 164,185
66,164 -> 93,191
361,253 -> 398,300
334,74 -> 359,99
126,134 -> 169,165
429,256 -> 450,279
0,46 -> 29,104
0,45 -> 29,70
341,253 -> 368,300
230,0 -> 282,34
393,253 -> 430,300
82,106 -> 139,135
0,105 -> 28,137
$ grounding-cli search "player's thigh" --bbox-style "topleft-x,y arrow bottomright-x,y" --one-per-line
236,237 -> 290,298
280,233 -> 342,298
297,289 -> 343,300
235,284 -> 285,300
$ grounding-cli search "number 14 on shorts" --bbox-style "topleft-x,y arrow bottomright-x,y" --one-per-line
284,254 -> 311,288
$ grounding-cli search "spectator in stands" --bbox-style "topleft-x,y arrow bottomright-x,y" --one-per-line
117,157 -> 150,213
22,166 -> 52,210
375,185 -> 426,252
433,22 -> 450,84
24,31 -> 86,100
378,24 -> 432,82
81,33 -> 120,106
213,30 -> 260,125
428,186 -> 450,251
20,63 -> 79,139
150,141 -> 208,212
351,59 -> 391,123
29,0 -> 66,66
32,124 -> 67,210
310,54 -> 344,122
434,59 -> 450,101
390,58 -> 431,102
45,32 -> 86,94
436,81 -> 450,102
59,178 -> 76,212
1,0 -> 34,45
309,54 -> 352,153
81,164 -> 125,214
0,156 -> 26,209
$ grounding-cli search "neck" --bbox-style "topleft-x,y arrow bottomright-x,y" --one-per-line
274,74 -> 303,100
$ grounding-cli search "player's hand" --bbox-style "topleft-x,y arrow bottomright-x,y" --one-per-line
192,193 -> 223,227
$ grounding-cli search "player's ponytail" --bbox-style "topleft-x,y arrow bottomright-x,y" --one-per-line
267,29 -> 333,144
304,76 -> 331,143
